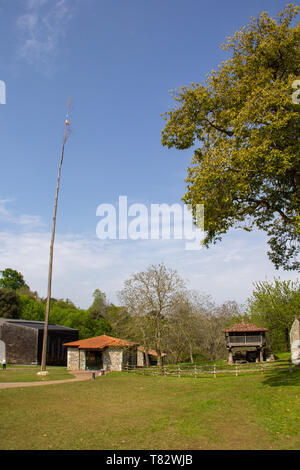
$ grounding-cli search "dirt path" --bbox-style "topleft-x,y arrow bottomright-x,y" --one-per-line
0,371 -> 95,390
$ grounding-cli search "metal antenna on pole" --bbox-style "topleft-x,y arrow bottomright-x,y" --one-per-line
39,99 -> 72,374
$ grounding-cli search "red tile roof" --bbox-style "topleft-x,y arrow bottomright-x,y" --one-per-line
223,322 -> 268,333
64,335 -> 137,350
137,346 -> 167,357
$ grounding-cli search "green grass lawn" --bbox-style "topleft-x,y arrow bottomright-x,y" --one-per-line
0,366 -> 75,382
0,367 -> 299,450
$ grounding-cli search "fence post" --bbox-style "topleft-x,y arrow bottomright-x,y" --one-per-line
213,364 -> 216,378
289,359 -> 293,373
261,363 -> 264,375
194,365 -> 197,379
178,365 -> 181,378
235,364 -> 238,377
133,365 -> 136,375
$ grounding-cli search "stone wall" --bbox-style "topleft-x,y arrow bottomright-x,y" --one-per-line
67,348 -> 87,370
79,350 -> 86,370
137,350 -> 144,367
0,323 -> 38,364
103,347 -> 123,371
0,339 -> 5,363
67,347 -> 80,370
290,318 -> 300,365
67,346 -> 139,371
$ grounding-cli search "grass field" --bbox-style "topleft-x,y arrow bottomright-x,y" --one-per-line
0,367 -> 299,450
0,366 -> 75,382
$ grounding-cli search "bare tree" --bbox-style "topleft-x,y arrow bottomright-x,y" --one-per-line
198,300 -> 241,361
118,263 -> 186,367
164,294 -> 240,363
164,291 -> 211,363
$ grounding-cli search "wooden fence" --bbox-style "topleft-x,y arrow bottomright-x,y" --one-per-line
122,359 -> 294,378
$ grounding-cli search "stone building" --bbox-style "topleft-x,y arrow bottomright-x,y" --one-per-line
0,318 -> 78,365
137,346 -> 167,366
223,322 -> 268,363
64,335 -> 139,371
64,335 -> 167,371
290,316 -> 300,365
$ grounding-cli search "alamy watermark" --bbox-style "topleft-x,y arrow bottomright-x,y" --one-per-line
0,80 -> 6,104
292,80 -> 300,104
96,196 -> 204,250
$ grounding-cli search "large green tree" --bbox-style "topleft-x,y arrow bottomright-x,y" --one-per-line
162,5 -> 300,270
0,268 -> 29,291
0,288 -> 20,318
246,278 -> 300,351
88,289 -> 109,320
46,298 -> 112,339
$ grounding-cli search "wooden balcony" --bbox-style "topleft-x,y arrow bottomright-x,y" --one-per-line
226,334 -> 266,348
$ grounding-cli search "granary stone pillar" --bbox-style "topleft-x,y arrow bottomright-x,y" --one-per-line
228,348 -> 233,364
259,348 -> 264,362
0,340 -> 6,365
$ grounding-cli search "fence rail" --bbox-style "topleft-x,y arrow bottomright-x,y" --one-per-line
122,359 -> 294,378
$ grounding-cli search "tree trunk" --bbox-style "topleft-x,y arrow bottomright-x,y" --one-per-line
139,326 -> 151,367
285,327 -> 290,351
157,350 -> 162,369
144,350 -> 150,367
189,343 -> 194,363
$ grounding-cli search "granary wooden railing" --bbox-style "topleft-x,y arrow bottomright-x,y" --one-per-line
225,334 -> 266,346
122,359 -> 294,378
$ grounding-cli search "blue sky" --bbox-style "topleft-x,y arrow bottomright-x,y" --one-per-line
0,0 -> 298,309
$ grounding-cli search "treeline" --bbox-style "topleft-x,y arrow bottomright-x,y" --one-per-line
115,265 -> 300,362
0,267 -> 299,362
0,269 -> 113,339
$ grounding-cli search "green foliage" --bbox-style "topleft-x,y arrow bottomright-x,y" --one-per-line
0,283 -> 112,339
161,5 -> 300,270
18,294 -> 44,321
0,288 -> 20,319
246,277 -> 300,351
105,304 -> 132,338
88,289 -> 109,320
47,298 -> 112,339
0,268 -> 29,291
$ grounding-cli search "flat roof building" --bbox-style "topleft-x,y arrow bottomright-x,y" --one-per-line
0,318 -> 78,366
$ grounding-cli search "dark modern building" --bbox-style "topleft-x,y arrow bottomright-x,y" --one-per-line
0,318 -> 78,366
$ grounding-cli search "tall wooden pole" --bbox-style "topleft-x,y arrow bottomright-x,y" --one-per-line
40,120 -> 69,372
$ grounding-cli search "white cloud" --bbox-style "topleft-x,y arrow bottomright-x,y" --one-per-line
27,0 -> 48,8
0,200 -> 298,310
16,0 -> 77,67
0,199 -> 44,229
0,199 -> 13,216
